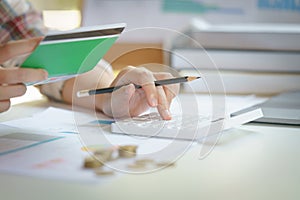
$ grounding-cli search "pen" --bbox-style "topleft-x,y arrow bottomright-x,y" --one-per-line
77,76 -> 200,97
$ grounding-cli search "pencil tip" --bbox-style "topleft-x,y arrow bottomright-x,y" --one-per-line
187,76 -> 201,82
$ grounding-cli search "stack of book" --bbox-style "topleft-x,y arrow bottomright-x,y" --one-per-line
169,19 -> 300,95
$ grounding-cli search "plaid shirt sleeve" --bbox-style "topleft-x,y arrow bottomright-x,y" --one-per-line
0,0 -> 68,101
0,0 -> 47,45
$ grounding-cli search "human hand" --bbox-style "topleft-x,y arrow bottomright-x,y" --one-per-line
0,38 -> 48,113
98,66 -> 179,120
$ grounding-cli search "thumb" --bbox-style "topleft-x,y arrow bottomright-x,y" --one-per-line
0,37 -> 44,63
110,84 -> 135,118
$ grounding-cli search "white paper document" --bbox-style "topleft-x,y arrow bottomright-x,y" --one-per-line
0,108 -> 193,183
0,124 -> 106,182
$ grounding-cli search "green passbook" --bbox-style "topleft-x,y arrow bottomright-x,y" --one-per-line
21,23 -> 125,85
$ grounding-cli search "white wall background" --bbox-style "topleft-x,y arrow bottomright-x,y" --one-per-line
82,0 -> 300,43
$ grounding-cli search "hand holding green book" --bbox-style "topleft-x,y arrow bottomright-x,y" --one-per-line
21,23 -> 125,85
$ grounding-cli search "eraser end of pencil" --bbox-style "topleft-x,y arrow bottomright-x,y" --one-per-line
77,90 -> 89,98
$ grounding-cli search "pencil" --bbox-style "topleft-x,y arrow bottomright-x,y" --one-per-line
77,76 -> 200,97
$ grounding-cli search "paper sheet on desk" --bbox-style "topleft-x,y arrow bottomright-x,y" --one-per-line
0,109 -> 108,182
177,94 -> 267,116
0,108 -> 193,182
0,125 -> 96,182
0,124 -> 193,183
2,107 -> 79,133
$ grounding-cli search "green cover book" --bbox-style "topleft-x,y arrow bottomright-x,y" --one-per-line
21,23 -> 125,85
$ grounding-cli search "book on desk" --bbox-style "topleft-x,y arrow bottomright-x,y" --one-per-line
169,18 -> 300,95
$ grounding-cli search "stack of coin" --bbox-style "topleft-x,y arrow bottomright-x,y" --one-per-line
94,168 -> 114,176
83,145 -> 140,174
135,158 -> 155,165
127,159 -> 153,170
156,161 -> 176,168
126,158 -> 176,171
83,156 -> 103,168
118,145 -> 138,158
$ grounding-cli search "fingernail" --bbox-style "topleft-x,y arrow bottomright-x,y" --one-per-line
162,109 -> 171,120
151,97 -> 158,107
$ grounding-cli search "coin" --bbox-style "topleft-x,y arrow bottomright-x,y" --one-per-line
127,163 -> 146,170
156,161 -> 176,168
83,156 -> 103,168
94,169 -> 114,176
118,145 -> 138,158
135,158 -> 155,165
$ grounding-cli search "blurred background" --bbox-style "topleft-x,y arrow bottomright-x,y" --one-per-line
27,0 -> 300,95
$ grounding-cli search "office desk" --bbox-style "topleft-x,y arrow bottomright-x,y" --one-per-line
0,96 -> 299,200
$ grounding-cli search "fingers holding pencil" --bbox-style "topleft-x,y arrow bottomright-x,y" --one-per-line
79,66 -> 199,120
153,72 -> 179,120
101,66 -> 162,119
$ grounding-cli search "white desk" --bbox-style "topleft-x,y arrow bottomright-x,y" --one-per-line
0,96 -> 299,200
